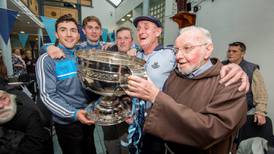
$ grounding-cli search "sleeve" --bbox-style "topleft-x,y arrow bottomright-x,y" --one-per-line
35,54 -> 78,122
252,68 -> 268,115
144,82 -> 247,149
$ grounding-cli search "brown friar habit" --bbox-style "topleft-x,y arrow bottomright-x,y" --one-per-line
144,58 -> 247,154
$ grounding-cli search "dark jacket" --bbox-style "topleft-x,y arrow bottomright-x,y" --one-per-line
223,59 -> 259,110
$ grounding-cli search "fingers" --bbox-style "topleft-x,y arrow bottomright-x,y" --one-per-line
219,65 -> 229,80
77,110 -> 95,125
254,114 -> 257,123
56,49 -> 65,59
238,73 -> 249,92
220,64 -> 250,92
127,49 -> 137,57
254,114 -> 266,125
125,116 -> 133,124
48,46 -> 65,59
126,75 -> 159,102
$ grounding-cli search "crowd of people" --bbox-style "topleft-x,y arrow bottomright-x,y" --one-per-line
0,13 -> 272,154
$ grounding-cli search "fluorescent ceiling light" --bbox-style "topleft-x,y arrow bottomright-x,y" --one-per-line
121,18 -> 125,22
126,14 -> 131,17
107,0 -> 122,7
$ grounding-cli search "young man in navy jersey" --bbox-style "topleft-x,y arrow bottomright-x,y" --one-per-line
36,14 -> 96,154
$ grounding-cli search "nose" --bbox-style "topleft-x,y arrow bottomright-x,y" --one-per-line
176,51 -> 185,61
137,27 -> 145,35
67,30 -> 72,36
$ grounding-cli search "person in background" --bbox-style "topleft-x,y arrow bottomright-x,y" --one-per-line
11,48 -> 26,77
223,41 -> 268,125
35,14 -> 96,154
103,26 -> 137,154
23,50 -> 36,76
126,26 -> 247,154
108,26 -> 137,56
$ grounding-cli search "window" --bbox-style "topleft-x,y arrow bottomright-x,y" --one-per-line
107,0 -> 122,7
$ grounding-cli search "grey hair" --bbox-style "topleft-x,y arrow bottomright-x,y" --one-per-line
179,26 -> 213,44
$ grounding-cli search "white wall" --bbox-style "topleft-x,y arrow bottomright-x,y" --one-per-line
163,0 -> 179,46
81,0 -> 116,31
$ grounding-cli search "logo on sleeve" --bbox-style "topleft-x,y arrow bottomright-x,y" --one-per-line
151,62 -> 160,69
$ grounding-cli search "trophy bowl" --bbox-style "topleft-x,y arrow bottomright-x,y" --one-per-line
77,49 -> 146,126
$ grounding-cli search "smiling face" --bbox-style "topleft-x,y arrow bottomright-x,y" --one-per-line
55,21 -> 79,49
175,30 -> 213,75
116,30 -> 133,52
136,20 -> 162,53
83,21 -> 102,43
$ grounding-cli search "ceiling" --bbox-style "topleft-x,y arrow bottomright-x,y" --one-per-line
7,0 -> 44,36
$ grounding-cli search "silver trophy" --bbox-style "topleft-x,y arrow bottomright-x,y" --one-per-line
77,49 -> 146,126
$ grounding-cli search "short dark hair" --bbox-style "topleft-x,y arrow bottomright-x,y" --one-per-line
229,41 -> 246,52
116,27 -> 133,39
55,14 -> 78,32
82,16 -> 102,28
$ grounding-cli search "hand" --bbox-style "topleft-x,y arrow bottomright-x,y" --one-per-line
76,109 -> 95,125
14,64 -> 25,68
125,75 -> 160,103
254,113 -> 266,125
125,116 -> 133,124
101,43 -> 113,50
219,63 -> 249,92
48,45 -> 65,59
0,91 -> 11,109
127,48 -> 137,57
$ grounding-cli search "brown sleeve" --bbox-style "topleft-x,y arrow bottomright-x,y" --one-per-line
144,82 -> 247,149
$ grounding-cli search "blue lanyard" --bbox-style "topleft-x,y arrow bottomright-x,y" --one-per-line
121,97 -> 146,154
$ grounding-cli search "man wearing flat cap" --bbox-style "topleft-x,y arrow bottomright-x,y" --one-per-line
133,15 -> 176,153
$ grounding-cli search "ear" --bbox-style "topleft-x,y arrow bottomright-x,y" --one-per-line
204,43 -> 213,59
155,27 -> 162,37
241,51 -> 246,58
55,32 -> 59,39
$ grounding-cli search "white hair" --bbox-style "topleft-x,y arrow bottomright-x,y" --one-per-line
179,26 -> 213,44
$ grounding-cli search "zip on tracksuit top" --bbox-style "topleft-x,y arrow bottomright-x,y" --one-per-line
36,44 -> 89,124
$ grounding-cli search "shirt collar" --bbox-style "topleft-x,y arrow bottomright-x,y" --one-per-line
176,60 -> 213,79
87,39 -> 100,48
57,44 -> 75,56
187,60 -> 213,78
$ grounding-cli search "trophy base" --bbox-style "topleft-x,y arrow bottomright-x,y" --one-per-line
86,96 -> 131,126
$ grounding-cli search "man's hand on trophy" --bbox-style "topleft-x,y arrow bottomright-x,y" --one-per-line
48,45 -> 66,59
127,48 -> 137,57
125,75 -> 160,103
76,109 -> 95,125
125,116 -> 134,124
